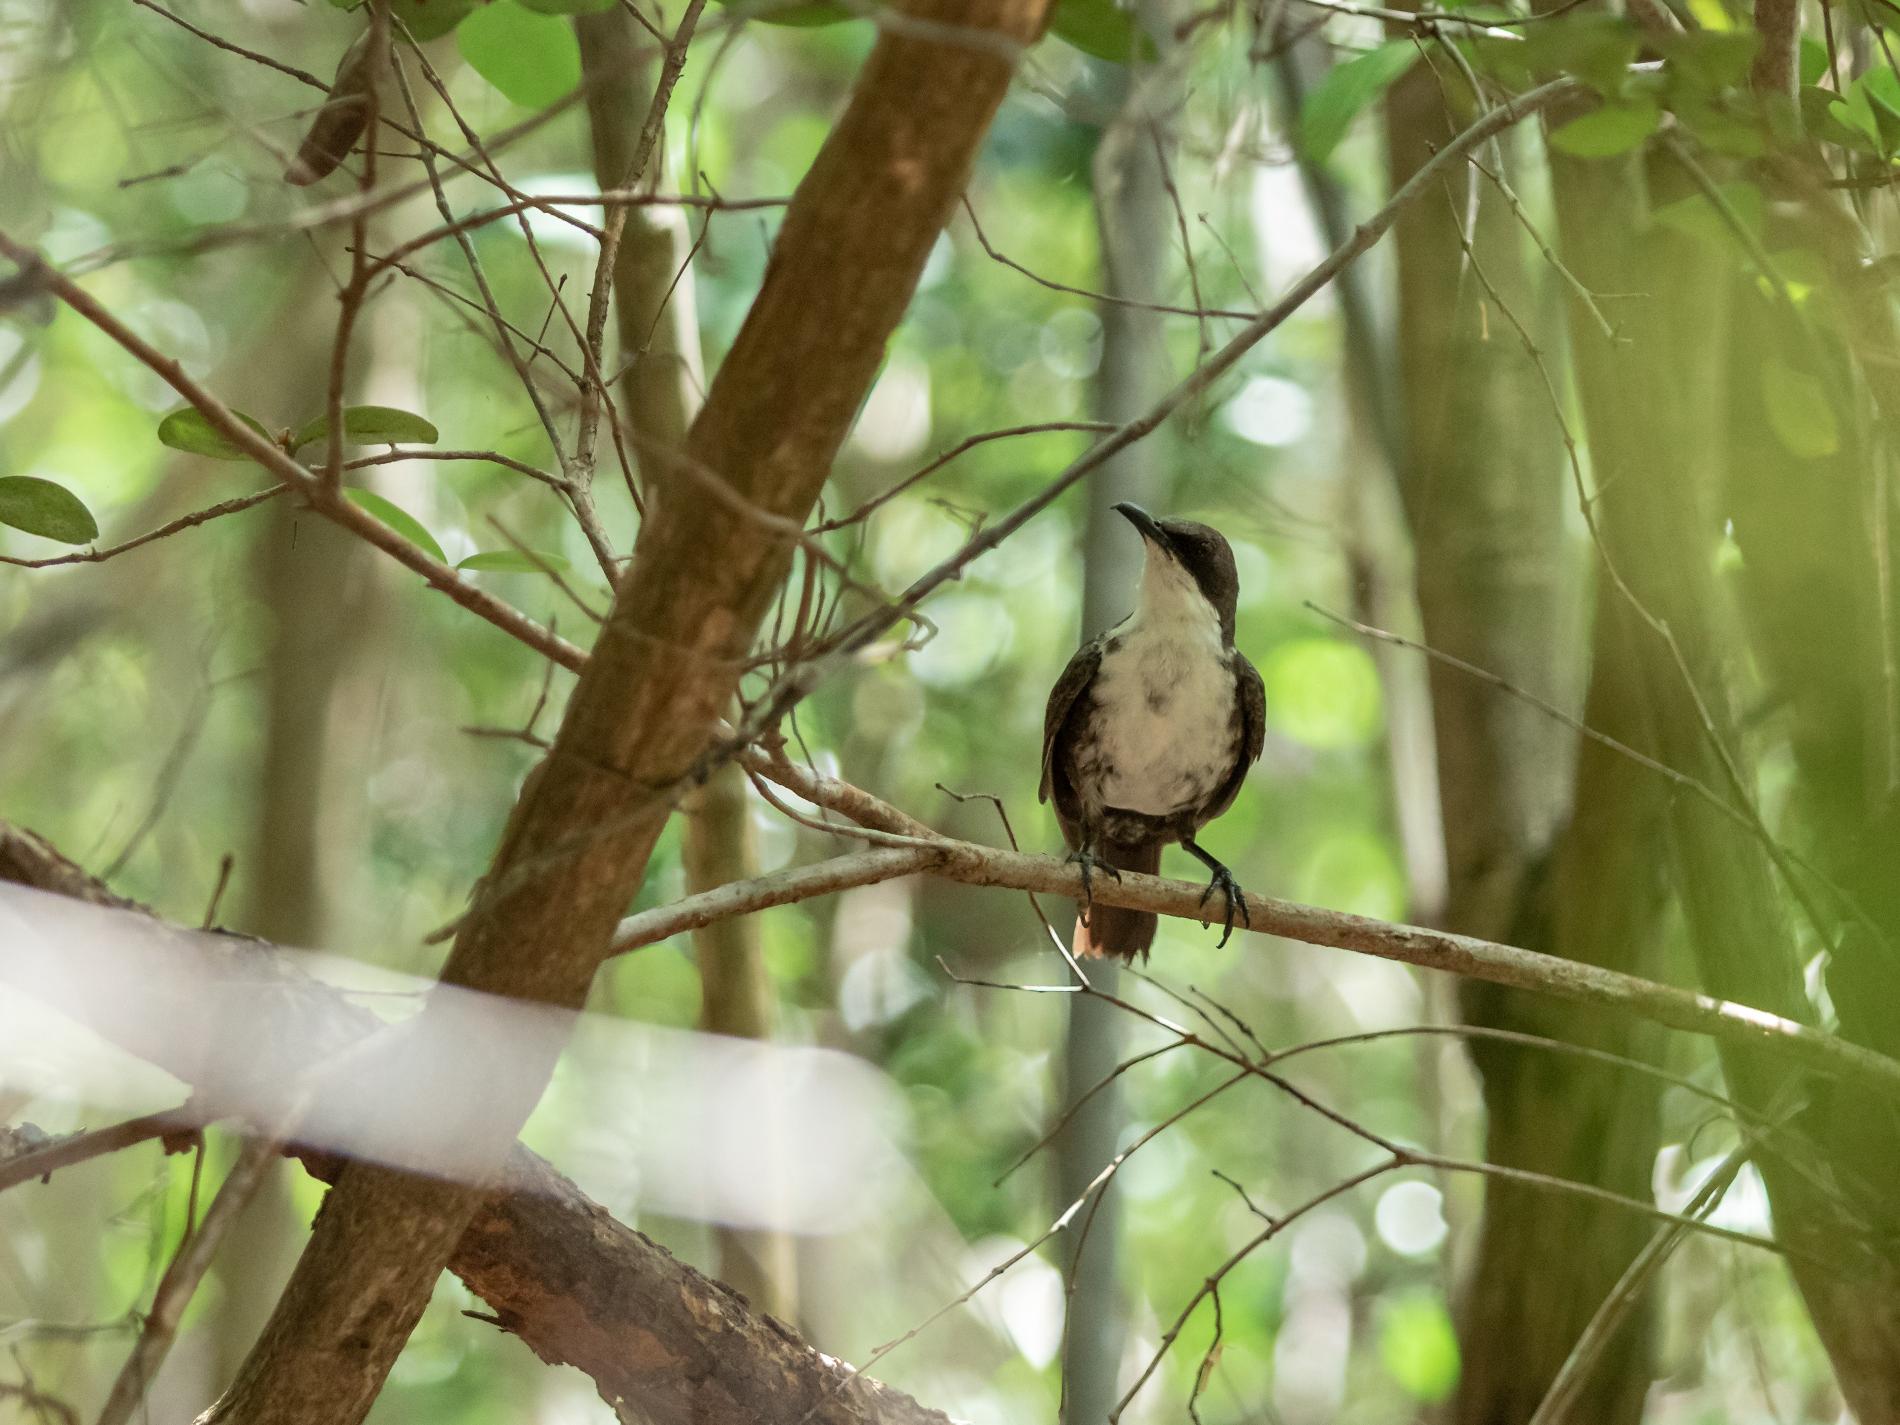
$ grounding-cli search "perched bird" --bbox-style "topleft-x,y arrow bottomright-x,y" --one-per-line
1040,503 -> 1265,961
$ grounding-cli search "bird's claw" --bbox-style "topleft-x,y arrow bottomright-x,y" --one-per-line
1066,846 -> 1122,911
1197,865 -> 1250,948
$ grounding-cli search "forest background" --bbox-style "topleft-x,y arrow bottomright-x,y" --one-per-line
3,0 -> 1899,1421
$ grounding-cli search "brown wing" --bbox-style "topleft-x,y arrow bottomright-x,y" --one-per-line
1203,650 -> 1265,821
1039,638 -> 1103,805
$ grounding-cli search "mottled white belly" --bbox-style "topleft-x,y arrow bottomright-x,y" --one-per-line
1087,624 -> 1237,817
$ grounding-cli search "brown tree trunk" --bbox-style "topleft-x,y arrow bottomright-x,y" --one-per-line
1549,134 -> 1900,1419
203,1 -> 1052,1419
1385,56 -> 1667,1425
579,4 -> 796,1322
1051,47 -> 1176,1418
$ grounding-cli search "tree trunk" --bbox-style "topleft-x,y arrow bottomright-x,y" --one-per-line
1385,56 -> 1667,1425
579,3 -> 795,1322
1052,48 -> 1176,1419
204,1 -> 1052,1418
1548,132 -> 1900,1419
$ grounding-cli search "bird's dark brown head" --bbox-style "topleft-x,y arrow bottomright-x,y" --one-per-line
1113,502 -> 1242,642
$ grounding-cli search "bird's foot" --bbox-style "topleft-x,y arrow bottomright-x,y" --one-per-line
1066,844 -> 1122,912
1196,863 -> 1251,948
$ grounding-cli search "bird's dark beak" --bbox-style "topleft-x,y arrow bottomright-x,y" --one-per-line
1113,502 -> 1169,550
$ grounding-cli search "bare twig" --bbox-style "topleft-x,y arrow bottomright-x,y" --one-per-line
0,232 -> 591,676
94,1135 -> 281,1425
0,1109 -> 194,1195
0,485 -> 289,569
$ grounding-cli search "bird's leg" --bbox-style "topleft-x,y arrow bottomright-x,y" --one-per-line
1183,838 -> 1250,948
1065,830 -> 1122,915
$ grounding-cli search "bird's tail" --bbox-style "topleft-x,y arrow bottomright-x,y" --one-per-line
1073,840 -> 1161,962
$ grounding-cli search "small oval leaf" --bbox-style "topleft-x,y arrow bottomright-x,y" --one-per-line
292,405 -> 440,453
458,0 -> 583,108
344,489 -> 448,564
0,476 -> 99,545
457,549 -> 574,574
1300,42 -> 1420,165
1049,0 -> 1152,62
327,0 -> 477,41
158,407 -> 273,461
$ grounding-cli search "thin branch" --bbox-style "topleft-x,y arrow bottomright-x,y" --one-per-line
0,485 -> 289,569
744,75 -> 1587,740
0,1109 -> 194,1194
811,420 -> 1117,533
0,232 -> 590,677
95,1135 -> 280,1425
962,198 -> 1257,321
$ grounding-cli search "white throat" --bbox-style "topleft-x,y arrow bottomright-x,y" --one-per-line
1128,548 -> 1221,642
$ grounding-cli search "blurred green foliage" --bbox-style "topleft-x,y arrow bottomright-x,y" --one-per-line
0,0 -> 1844,1421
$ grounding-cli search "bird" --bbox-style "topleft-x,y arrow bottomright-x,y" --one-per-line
1039,503 -> 1265,961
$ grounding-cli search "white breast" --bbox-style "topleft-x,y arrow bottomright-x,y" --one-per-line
1086,604 -> 1238,817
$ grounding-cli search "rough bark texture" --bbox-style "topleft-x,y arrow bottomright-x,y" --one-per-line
1385,65 -> 1574,943
205,1 -> 1050,1418
0,822 -> 951,1425
1453,601 -> 1670,1425
1549,137 -> 1900,1419
1384,54 -> 1666,1425
577,5 -> 793,1320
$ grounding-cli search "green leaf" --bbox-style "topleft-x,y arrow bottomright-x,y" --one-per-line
1761,355 -> 1840,459
1471,15 -> 1641,93
1674,98 -> 1767,157
0,476 -> 99,545
1654,29 -> 1759,89
458,0 -> 582,108
1050,0 -> 1152,62
1299,42 -> 1419,165
157,407 -> 274,462
291,405 -> 440,453
327,0 -> 478,41
343,489 -> 448,564
1809,87 -> 1879,152
518,0 -> 616,11
457,549 -> 573,574
1548,100 -> 1659,157
1799,35 -> 1831,86
1862,68 -> 1900,154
